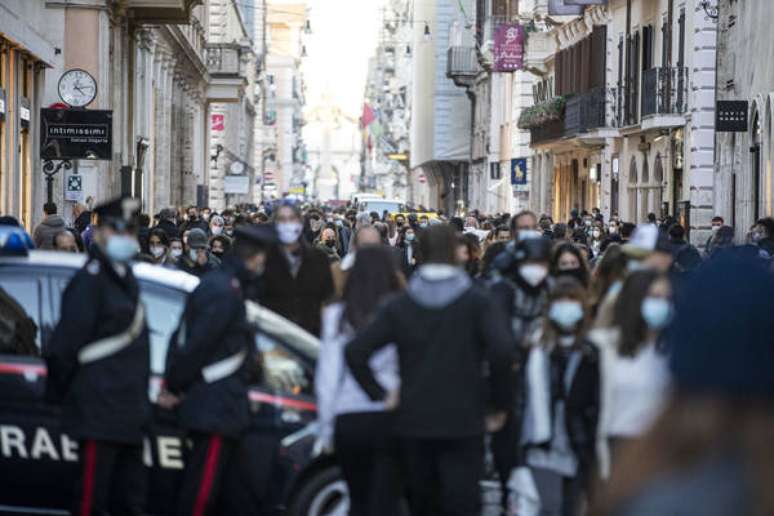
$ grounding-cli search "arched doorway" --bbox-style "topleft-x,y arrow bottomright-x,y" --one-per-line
629,157 -> 638,222
654,153 -> 664,216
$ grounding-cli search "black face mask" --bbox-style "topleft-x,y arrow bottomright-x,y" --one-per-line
556,267 -> 588,286
212,250 -> 224,259
324,239 -> 336,248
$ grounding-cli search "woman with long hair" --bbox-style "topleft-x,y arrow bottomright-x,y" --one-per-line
516,277 -> 600,516
591,270 -> 672,479
315,246 -> 404,516
595,252 -> 774,516
550,242 -> 591,287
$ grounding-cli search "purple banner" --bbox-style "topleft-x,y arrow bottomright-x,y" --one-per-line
493,23 -> 524,72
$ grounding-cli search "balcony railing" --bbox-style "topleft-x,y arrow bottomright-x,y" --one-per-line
447,47 -> 479,87
564,87 -> 609,136
641,67 -> 688,117
206,44 -> 243,76
530,120 -> 565,145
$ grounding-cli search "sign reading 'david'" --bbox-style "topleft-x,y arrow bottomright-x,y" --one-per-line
40,108 -> 112,160
716,100 -> 748,132
494,23 -> 524,72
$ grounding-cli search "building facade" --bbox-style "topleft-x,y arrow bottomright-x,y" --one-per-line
525,0 -> 716,245
715,0 -> 774,240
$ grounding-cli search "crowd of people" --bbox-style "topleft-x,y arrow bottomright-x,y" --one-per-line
5,197 -> 774,516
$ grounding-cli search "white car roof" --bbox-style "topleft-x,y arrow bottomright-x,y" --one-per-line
1,250 -> 319,357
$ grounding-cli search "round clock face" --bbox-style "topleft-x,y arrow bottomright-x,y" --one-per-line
230,161 -> 245,175
58,69 -> 97,107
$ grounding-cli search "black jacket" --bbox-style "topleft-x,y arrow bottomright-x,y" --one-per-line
262,244 -> 334,337
177,252 -> 220,278
156,219 -> 180,239
165,256 -> 258,437
345,280 -> 513,438
490,275 -> 550,349
45,246 -> 151,444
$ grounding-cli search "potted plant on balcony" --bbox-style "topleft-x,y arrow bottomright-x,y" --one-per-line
517,96 -> 566,129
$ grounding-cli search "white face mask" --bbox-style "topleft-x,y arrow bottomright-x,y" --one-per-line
519,263 -> 548,287
592,230 -> 602,239
549,300 -> 584,331
641,297 -> 672,330
711,225 -> 721,233
211,225 -> 223,236
609,226 -> 619,234
150,245 -> 166,258
170,248 -> 183,258
518,229 -> 542,241
104,235 -> 138,263
189,249 -> 200,262
277,221 -> 303,244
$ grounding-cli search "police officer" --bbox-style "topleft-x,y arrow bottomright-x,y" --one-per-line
162,224 -> 275,516
45,196 -> 150,516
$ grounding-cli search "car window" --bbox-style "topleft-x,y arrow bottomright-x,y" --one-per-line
256,332 -> 313,397
0,274 -> 41,351
138,282 -> 186,375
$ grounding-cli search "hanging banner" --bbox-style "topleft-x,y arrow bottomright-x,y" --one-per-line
211,114 -> 225,131
548,0 -> 584,15
493,23 -> 525,72
511,158 -> 528,191
40,108 -> 112,160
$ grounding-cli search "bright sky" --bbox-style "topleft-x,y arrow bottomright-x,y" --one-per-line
302,0 -> 385,119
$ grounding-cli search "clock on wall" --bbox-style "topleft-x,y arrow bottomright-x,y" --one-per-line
58,69 -> 97,108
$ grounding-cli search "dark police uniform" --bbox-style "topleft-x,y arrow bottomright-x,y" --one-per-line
45,197 -> 150,516
165,225 -> 273,516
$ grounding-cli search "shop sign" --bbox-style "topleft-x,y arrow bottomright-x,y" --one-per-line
548,0 -> 584,15
511,158 -> 528,187
716,100 -> 748,132
493,24 -> 524,72
223,175 -> 249,194
40,108 -> 112,161
0,89 -> 5,119
20,97 -> 31,128
211,114 -> 225,132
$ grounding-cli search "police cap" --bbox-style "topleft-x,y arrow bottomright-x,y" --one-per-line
94,196 -> 140,231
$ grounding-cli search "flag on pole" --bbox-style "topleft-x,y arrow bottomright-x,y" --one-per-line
360,103 -> 376,127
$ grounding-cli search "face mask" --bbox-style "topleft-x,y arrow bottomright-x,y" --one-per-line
557,267 -> 586,285
609,226 -> 618,234
711,225 -> 720,233
212,250 -> 224,259
324,239 -> 336,248
310,220 -> 322,231
584,219 -> 592,227
549,300 -> 584,331
592,230 -> 601,238
105,235 -> 138,263
751,231 -> 763,243
150,245 -> 166,258
419,222 -> 428,228
405,233 -> 415,242
170,248 -> 183,258
188,214 -> 198,222
397,221 -> 405,227
518,229 -> 542,241
519,263 -> 548,287
277,222 -> 303,244
189,249 -> 199,262
627,259 -> 647,272
641,297 -> 672,330
335,220 -> 344,228
211,225 -> 223,236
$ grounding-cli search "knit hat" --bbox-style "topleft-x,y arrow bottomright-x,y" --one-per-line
668,249 -> 774,398
187,228 -> 208,249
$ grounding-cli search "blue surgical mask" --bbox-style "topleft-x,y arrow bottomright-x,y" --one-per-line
548,300 -> 584,331
641,297 -> 672,330
405,233 -> 415,242
105,235 -> 138,263
276,222 -> 303,244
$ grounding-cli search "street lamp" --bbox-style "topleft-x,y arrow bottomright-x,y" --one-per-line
42,159 -> 72,206
423,22 -> 432,42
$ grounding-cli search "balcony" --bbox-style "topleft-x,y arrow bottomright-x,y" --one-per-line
641,67 -> 689,130
446,47 -> 479,87
564,87 -> 610,137
206,44 -> 248,103
126,0 -> 202,23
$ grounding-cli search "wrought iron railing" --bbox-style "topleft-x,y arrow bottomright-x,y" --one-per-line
641,66 -> 689,116
564,87 -> 610,136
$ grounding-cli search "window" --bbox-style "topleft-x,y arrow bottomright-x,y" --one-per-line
257,332 -> 313,397
490,161 -> 501,180
138,283 -> 186,375
0,275 -> 40,352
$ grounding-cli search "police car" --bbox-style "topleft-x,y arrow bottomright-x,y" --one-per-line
0,229 -> 346,515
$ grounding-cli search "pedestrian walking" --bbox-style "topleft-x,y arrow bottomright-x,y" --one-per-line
156,208 -> 180,239
550,242 -> 590,287
178,228 -> 220,277
515,277 -> 600,516
331,226 -> 382,298
595,251 -> 774,516
163,225 -> 275,516
346,224 -> 513,516
590,270 -> 672,478
262,203 -> 334,336
33,202 -> 66,249
45,196 -> 150,515
316,246 -> 404,516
